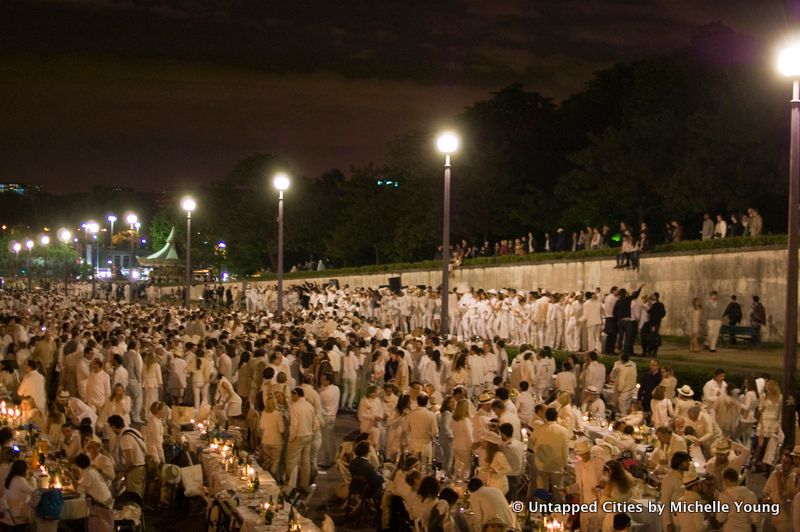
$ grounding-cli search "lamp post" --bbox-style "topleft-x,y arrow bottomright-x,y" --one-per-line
25,240 -> 33,292
181,197 -> 196,308
778,44 -> 800,447
273,173 -> 290,317
125,214 -> 137,302
87,222 -> 99,298
108,215 -> 116,278
436,132 -> 459,336
39,234 -> 49,287
11,242 -> 20,289
58,229 -> 71,296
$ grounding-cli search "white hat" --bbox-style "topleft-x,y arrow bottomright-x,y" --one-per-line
574,438 -> 592,455
678,385 -> 694,397
585,385 -> 600,394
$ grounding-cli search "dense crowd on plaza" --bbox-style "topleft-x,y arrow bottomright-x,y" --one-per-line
0,278 -> 788,532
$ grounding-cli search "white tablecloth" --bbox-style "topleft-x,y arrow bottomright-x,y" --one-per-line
190,432 -> 318,532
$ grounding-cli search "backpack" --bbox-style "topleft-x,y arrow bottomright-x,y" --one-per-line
36,488 -> 64,520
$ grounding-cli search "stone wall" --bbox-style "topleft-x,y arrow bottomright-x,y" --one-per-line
192,245 -> 789,338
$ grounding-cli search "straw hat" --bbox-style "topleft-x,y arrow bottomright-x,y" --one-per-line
790,445 -> 800,457
585,385 -> 600,394
574,438 -> 592,455
683,470 -> 702,488
478,392 -> 493,405
678,385 -> 695,397
162,464 -> 182,485
711,439 -> 732,455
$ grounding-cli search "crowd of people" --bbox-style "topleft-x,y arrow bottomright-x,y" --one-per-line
434,207 -> 764,271
0,279 -> 788,531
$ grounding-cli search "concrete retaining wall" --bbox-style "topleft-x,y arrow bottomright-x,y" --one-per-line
189,246 -> 789,338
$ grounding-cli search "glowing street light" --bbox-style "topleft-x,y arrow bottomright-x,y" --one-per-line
39,235 -> 49,246
273,173 -> 291,316
24,240 -> 33,291
181,196 -> 196,308
107,215 -> 117,277
58,228 -> 71,296
778,42 -> 800,446
126,213 -> 138,226
436,131 -> 459,335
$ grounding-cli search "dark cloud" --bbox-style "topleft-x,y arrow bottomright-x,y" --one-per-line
0,0 -> 793,192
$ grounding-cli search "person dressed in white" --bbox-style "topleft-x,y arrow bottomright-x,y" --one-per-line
17,359 -> 46,413
716,467 -> 761,531
402,394 -> 439,461
85,358 -> 111,414
213,375 -> 242,426
259,395 -> 285,479
141,353 -> 163,420
357,385 -> 384,450
285,387 -> 320,491
142,401 -> 168,464
74,453 -> 114,531
318,372 -> 340,467
582,292 -> 604,353
0,460 -> 40,527
167,352 -> 187,406
340,350 -> 360,410
565,438 -> 605,531
468,477 -> 518,531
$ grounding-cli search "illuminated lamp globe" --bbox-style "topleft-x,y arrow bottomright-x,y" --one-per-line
273,173 -> 290,192
181,196 -> 196,213
126,214 -> 138,225
25,240 -> 33,250
39,235 -> 50,246
779,44 -> 800,77
436,132 -> 459,154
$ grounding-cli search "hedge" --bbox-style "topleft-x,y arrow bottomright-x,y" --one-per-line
249,234 -> 786,282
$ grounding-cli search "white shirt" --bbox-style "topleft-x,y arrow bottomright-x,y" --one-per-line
515,391 -> 535,426
18,369 -> 46,412
85,370 -> 112,410
403,407 -> 438,444
319,384 -> 340,418
78,466 -> 113,506
471,486 -> 518,529
119,428 -> 146,467
142,416 -> 165,462
288,397 -> 319,441
586,360 -> 606,391
260,410 -> 285,446
717,485 -> 760,531
112,365 -> 129,390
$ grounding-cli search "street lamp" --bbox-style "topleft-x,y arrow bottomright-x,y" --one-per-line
39,234 -> 50,287
87,222 -> 99,298
779,43 -> 800,447
436,131 -> 459,336
108,215 -> 117,278
58,228 -> 71,296
181,196 -> 196,308
24,240 -> 33,292
273,173 -> 290,317
11,242 -> 20,289
124,213 -> 137,285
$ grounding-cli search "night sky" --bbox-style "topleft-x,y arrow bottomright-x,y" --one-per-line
0,0 -> 794,192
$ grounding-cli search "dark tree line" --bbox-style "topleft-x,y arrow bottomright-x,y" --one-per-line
1,25 -> 791,276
